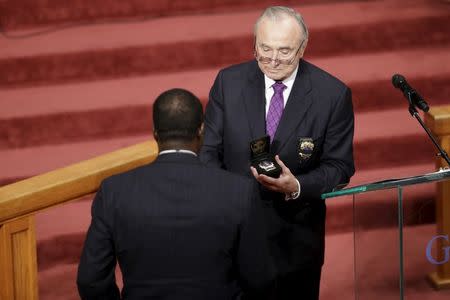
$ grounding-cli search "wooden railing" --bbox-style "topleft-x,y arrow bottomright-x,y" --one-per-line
425,105 -> 450,289
0,140 -> 158,300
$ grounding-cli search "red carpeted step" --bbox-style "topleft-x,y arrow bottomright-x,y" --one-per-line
36,195 -> 93,271
1,68 -> 449,124
354,109 -> 439,171
1,47 -> 449,151
0,98 -> 445,186
38,263 -> 80,300
351,74 -> 450,113
1,1 -> 448,87
2,0 -> 445,59
0,69 -> 215,120
0,134 -> 151,185
38,263 -> 123,300
1,0 -> 356,31
0,106 -> 438,186
0,106 -> 154,149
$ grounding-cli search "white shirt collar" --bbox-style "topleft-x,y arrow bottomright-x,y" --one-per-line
159,149 -> 197,156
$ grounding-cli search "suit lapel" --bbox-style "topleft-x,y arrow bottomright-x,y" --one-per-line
272,60 -> 313,154
243,62 -> 266,140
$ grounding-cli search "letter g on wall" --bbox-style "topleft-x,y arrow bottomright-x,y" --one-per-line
426,235 -> 450,265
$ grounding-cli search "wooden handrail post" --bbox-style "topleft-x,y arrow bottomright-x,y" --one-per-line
425,105 -> 450,289
0,215 -> 38,300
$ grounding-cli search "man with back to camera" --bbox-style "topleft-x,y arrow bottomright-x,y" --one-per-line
77,88 -> 276,300
200,6 -> 355,300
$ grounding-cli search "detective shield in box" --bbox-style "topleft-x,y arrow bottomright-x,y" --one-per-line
250,136 -> 281,178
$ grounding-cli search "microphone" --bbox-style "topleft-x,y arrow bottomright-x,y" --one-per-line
392,74 -> 429,112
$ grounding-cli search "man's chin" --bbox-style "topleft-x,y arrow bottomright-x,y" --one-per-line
269,75 -> 285,81
263,68 -> 289,81
265,71 -> 284,81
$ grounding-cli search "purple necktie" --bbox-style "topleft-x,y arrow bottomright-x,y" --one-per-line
266,81 -> 287,142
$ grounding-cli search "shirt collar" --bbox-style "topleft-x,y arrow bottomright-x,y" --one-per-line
158,149 -> 197,156
264,64 -> 299,92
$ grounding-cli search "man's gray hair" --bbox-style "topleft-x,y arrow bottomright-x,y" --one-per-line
254,6 -> 309,44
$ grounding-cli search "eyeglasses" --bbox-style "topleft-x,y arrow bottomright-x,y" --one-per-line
254,41 -> 303,65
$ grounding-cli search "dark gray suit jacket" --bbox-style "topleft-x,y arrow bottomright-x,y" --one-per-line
200,59 -> 355,274
77,153 -> 275,300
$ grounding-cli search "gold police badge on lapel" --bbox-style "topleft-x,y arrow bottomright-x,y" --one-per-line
298,138 -> 314,161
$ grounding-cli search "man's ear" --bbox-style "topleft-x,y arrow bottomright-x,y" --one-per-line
299,39 -> 308,58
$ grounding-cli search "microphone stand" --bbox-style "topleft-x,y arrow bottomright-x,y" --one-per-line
406,92 -> 450,167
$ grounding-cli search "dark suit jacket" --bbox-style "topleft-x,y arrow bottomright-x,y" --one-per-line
77,153 -> 275,300
200,59 -> 355,274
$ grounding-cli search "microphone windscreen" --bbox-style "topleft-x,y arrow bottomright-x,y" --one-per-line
392,74 -> 405,88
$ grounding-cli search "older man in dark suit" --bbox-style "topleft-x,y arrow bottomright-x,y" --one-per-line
77,88 -> 275,300
200,6 -> 355,300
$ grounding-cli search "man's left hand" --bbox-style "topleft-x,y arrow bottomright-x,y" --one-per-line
250,155 -> 299,197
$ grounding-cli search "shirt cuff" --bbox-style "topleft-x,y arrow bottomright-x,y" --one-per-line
285,178 -> 301,200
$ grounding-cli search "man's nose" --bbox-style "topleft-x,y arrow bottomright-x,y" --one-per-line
270,51 -> 280,66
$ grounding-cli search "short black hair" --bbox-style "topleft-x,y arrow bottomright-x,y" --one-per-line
153,88 -> 203,143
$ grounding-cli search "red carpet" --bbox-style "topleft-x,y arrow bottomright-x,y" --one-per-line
1,0 -> 450,298
1,0 -> 350,30
1,15 -> 449,87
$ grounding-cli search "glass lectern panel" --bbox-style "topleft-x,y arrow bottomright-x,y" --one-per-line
353,188 -> 402,300
323,169 -> 450,300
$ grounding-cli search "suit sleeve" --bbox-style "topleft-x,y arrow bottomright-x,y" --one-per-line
200,70 -> 225,168
77,182 -> 120,300
297,87 -> 355,201
236,182 -> 276,299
